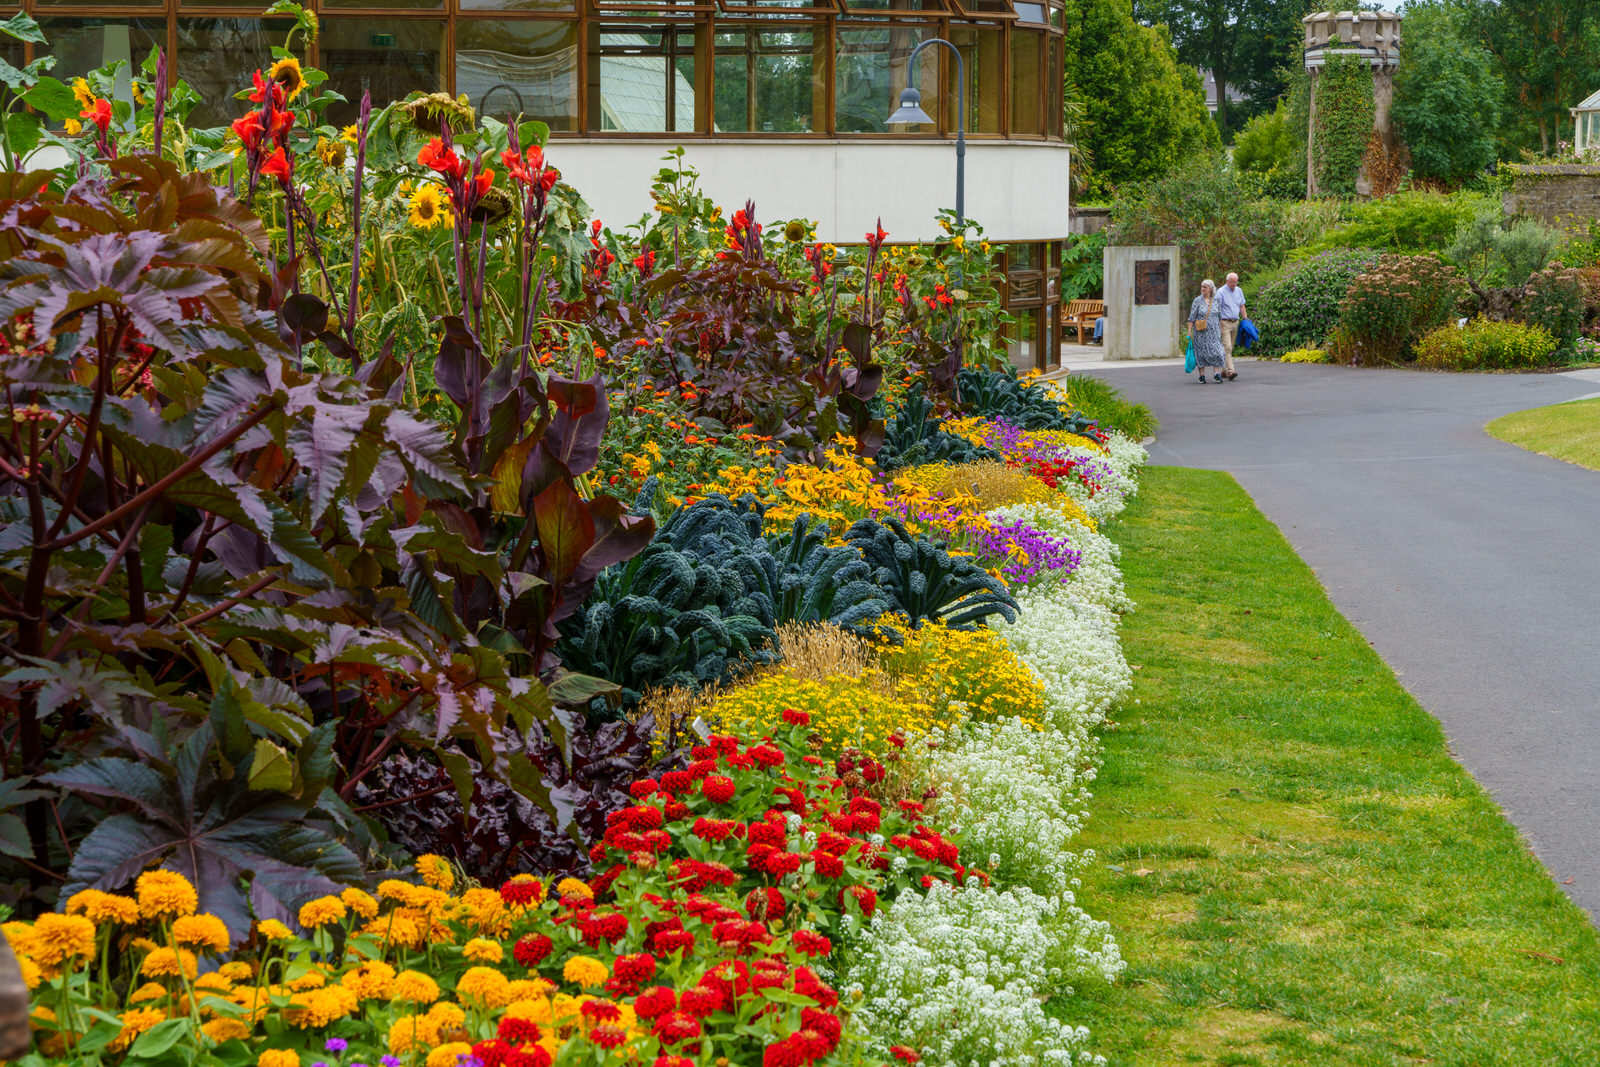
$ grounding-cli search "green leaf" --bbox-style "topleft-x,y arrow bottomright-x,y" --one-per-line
247,738 -> 297,794
128,1019 -> 190,1059
546,671 -> 619,708
22,76 -> 79,121
3,111 -> 41,159
0,11 -> 46,43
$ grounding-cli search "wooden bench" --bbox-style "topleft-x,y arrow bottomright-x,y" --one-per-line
1062,299 -> 1105,344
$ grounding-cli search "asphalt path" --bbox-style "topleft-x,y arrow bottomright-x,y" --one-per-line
1079,358 -> 1600,920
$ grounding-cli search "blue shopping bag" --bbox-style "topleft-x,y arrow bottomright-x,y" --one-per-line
1184,337 -> 1196,373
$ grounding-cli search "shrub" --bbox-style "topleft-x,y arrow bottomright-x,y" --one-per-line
1339,254 -> 1466,364
1449,205 -> 1561,289
1391,2 -> 1503,184
1301,191 -> 1491,256
1251,249 -> 1383,357
1340,254 -> 1466,364
1107,152 -> 1285,299
1283,347 -> 1332,363
1524,265 -> 1588,351
1415,318 -> 1558,369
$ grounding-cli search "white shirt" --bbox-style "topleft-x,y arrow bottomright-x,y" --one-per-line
1217,284 -> 1246,320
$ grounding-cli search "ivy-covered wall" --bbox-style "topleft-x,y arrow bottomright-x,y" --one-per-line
1309,53 -> 1377,197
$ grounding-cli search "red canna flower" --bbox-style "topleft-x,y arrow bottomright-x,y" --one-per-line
259,146 -> 291,181
418,137 -> 464,179
81,98 -> 113,135
231,112 -> 264,150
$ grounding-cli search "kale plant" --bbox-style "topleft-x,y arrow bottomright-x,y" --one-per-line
876,392 -> 1003,472
958,367 -> 1100,434
558,496 -> 890,713
844,517 -> 1018,630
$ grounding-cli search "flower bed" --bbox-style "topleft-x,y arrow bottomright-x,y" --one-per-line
1,34 -> 1147,1067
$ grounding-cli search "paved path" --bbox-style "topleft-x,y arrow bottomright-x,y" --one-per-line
1079,358 -> 1600,919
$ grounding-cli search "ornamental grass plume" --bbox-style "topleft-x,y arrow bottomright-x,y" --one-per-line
770,622 -> 876,682
896,461 -> 1059,514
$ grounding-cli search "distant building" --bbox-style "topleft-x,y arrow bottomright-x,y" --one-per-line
5,0 -> 1077,371
1198,68 -> 1244,117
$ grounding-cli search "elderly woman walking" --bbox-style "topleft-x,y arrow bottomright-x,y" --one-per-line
1187,279 -> 1226,384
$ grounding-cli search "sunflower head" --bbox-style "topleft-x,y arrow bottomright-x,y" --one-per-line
71,78 -> 94,110
402,92 -> 476,135
408,185 -> 453,230
269,57 -> 306,102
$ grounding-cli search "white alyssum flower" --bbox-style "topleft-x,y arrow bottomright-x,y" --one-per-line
927,717 -> 1095,895
847,881 -> 1122,1067
989,579 -> 1132,736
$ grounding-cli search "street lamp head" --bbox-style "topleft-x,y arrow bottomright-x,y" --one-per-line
887,86 -> 934,126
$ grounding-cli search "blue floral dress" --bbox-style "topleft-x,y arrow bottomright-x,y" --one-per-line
1187,296 -> 1225,369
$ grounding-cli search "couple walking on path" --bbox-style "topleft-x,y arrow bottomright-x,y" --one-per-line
1189,273 -> 1245,384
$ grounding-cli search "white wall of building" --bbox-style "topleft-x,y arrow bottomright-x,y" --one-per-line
551,139 -> 1072,244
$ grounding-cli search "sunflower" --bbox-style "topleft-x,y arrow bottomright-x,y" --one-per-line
71,78 -> 94,109
407,185 -> 452,230
340,124 -> 360,144
64,118 -> 82,136
269,57 -> 305,102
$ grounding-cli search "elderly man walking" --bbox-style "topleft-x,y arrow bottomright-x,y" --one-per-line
1217,272 -> 1246,381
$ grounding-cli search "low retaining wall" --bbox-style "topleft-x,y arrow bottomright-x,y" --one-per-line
1503,164 -> 1600,233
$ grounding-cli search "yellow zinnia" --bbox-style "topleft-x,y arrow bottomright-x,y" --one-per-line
286,984 -> 359,1028
391,969 -> 440,1005
461,937 -> 503,964
561,956 -> 608,988
341,960 -> 396,1000
108,1007 -> 166,1053
555,877 -> 592,902
256,920 -> 293,941
201,1018 -> 251,1043
258,1050 -> 299,1067
415,854 -> 454,891
171,913 -> 232,953
141,947 -> 198,980
426,1042 -> 473,1067
28,913 -> 96,967
407,185 -> 452,230
297,896 -> 347,929
64,889 -> 139,925
218,961 -> 255,982
340,887 -> 379,920
136,870 -> 198,921
456,966 -> 511,1008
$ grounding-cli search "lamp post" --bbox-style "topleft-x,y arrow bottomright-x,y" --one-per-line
886,37 -> 964,228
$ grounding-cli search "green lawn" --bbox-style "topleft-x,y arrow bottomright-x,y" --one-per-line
1485,397 -> 1600,471
1062,466 -> 1600,1067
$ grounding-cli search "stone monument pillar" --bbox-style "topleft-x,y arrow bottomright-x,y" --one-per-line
1101,245 -> 1181,361
1303,10 -> 1401,197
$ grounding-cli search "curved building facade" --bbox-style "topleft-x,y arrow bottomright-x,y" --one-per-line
3,0 -> 1071,368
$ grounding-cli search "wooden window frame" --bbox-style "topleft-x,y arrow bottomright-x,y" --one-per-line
710,19 -> 829,136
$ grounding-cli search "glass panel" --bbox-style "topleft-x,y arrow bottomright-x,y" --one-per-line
1049,35 -> 1062,138
950,0 -> 1018,17
1014,1 -> 1045,22
461,0 -> 575,10
1008,242 -> 1035,270
319,20 -> 445,127
37,19 -> 164,85
837,0 -> 948,15
456,20 -> 579,130
1007,307 -> 1038,371
176,18 -> 293,128
718,0 -> 836,11
1010,27 -> 1044,135
323,0 -> 442,11
947,25 -> 1000,134
836,25 -> 936,134
588,25 -> 699,132
1043,305 -> 1057,366
177,0 -> 282,8
713,26 -> 821,132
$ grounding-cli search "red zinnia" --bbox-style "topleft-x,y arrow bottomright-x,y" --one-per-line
659,770 -> 693,794
764,851 -> 802,877
500,878 -> 543,907
580,911 -> 628,946
498,1017 -> 542,1044
792,929 -> 832,957
781,708 -> 810,726
653,1011 -> 702,1045
702,774 -> 736,803
678,985 -> 723,1018
809,850 -> 844,878
632,985 -> 676,1019
512,932 -> 552,967
890,1046 -> 922,1063
613,952 -> 657,983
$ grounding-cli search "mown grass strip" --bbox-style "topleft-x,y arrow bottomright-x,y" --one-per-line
1062,466 -> 1600,1066
1485,396 -> 1600,472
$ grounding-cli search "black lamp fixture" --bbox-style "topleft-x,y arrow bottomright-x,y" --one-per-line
886,38 -> 964,228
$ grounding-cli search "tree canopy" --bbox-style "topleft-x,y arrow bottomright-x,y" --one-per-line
1392,2 -> 1502,182
1064,0 -> 1218,197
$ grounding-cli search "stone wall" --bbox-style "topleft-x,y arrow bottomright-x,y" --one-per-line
1503,165 -> 1600,233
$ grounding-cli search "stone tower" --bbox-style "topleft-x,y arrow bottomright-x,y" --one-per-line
1303,10 -> 1402,196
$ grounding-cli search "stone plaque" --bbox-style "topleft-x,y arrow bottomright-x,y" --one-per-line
1134,260 -> 1169,306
